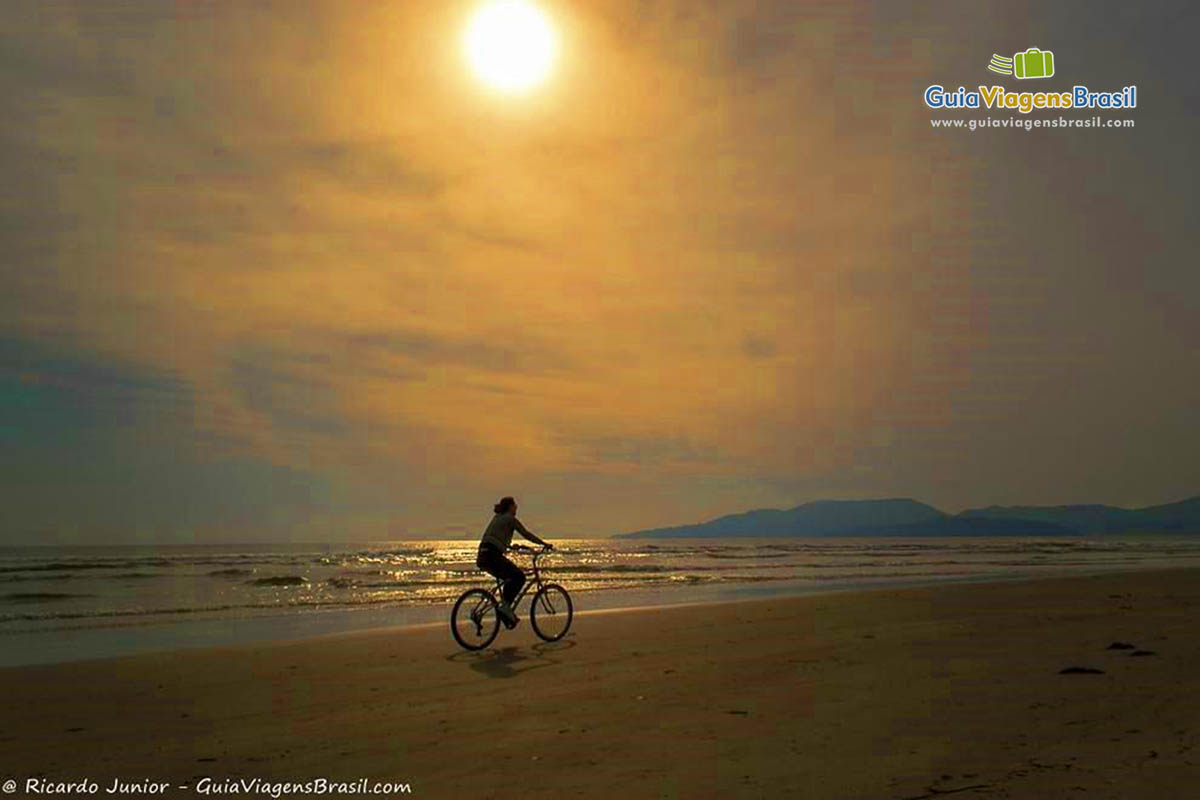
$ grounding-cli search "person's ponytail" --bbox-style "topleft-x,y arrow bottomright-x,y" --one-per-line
493,496 -> 516,514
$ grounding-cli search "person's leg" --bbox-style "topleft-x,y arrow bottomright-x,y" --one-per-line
494,553 -> 525,606
476,545 -> 496,577
477,545 -> 507,587
477,547 -> 525,610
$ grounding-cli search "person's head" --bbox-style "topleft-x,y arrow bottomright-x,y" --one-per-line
493,496 -> 517,515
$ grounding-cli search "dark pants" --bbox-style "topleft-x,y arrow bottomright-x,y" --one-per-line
477,544 -> 525,605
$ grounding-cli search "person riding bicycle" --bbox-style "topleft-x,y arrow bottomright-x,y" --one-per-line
477,496 -> 551,629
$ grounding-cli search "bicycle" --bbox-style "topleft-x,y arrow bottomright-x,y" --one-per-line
451,543 -> 573,651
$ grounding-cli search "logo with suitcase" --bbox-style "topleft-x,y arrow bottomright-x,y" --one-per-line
988,48 -> 1055,79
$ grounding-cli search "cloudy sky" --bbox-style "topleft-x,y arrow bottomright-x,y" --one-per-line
1,0 -> 1196,543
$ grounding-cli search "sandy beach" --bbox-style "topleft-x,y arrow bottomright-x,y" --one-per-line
2,567 -> 1198,799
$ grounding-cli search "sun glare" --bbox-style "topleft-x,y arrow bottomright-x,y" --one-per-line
464,1 -> 557,93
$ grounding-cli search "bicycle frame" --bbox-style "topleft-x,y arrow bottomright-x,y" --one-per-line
485,546 -> 549,612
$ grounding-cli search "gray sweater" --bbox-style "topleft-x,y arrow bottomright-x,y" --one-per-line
479,512 -> 536,551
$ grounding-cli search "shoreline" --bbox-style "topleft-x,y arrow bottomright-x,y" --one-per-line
2,566 -> 1199,797
1,562 -> 1190,669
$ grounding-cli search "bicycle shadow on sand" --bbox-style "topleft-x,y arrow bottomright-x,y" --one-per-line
447,638 -> 577,679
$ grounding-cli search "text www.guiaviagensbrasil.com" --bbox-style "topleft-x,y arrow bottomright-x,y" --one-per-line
930,116 -> 1135,131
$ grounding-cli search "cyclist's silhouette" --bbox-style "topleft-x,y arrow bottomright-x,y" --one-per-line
476,496 -> 551,628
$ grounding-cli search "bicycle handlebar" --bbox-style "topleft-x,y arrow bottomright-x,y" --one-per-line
508,543 -> 552,554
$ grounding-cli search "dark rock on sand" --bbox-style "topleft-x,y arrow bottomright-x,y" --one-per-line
1106,642 -> 1135,650
1059,667 -> 1105,675
1130,650 -> 1156,657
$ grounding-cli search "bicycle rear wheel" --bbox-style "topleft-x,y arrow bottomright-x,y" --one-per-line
451,588 -> 500,650
530,583 -> 573,642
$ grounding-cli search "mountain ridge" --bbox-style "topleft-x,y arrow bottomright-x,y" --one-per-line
618,496 -> 1200,538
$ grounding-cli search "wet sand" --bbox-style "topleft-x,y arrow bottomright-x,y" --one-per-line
2,567 -> 1198,798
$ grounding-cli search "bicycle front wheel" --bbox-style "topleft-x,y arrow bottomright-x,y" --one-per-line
451,588 -> 500,651
530,583 -> 573,642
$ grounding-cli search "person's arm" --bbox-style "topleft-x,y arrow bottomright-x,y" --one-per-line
513,517 -> 550,548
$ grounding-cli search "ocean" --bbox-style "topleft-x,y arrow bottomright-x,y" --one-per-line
2,536 -> 1198,667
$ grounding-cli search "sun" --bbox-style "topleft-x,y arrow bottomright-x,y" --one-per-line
464,1 -> 558,93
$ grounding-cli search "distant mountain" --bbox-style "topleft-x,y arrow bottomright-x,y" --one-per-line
619,496 -> 1200,538
958,496 -> 1200,534
622,498 -> 945,539
1139,496 -> 1200,529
